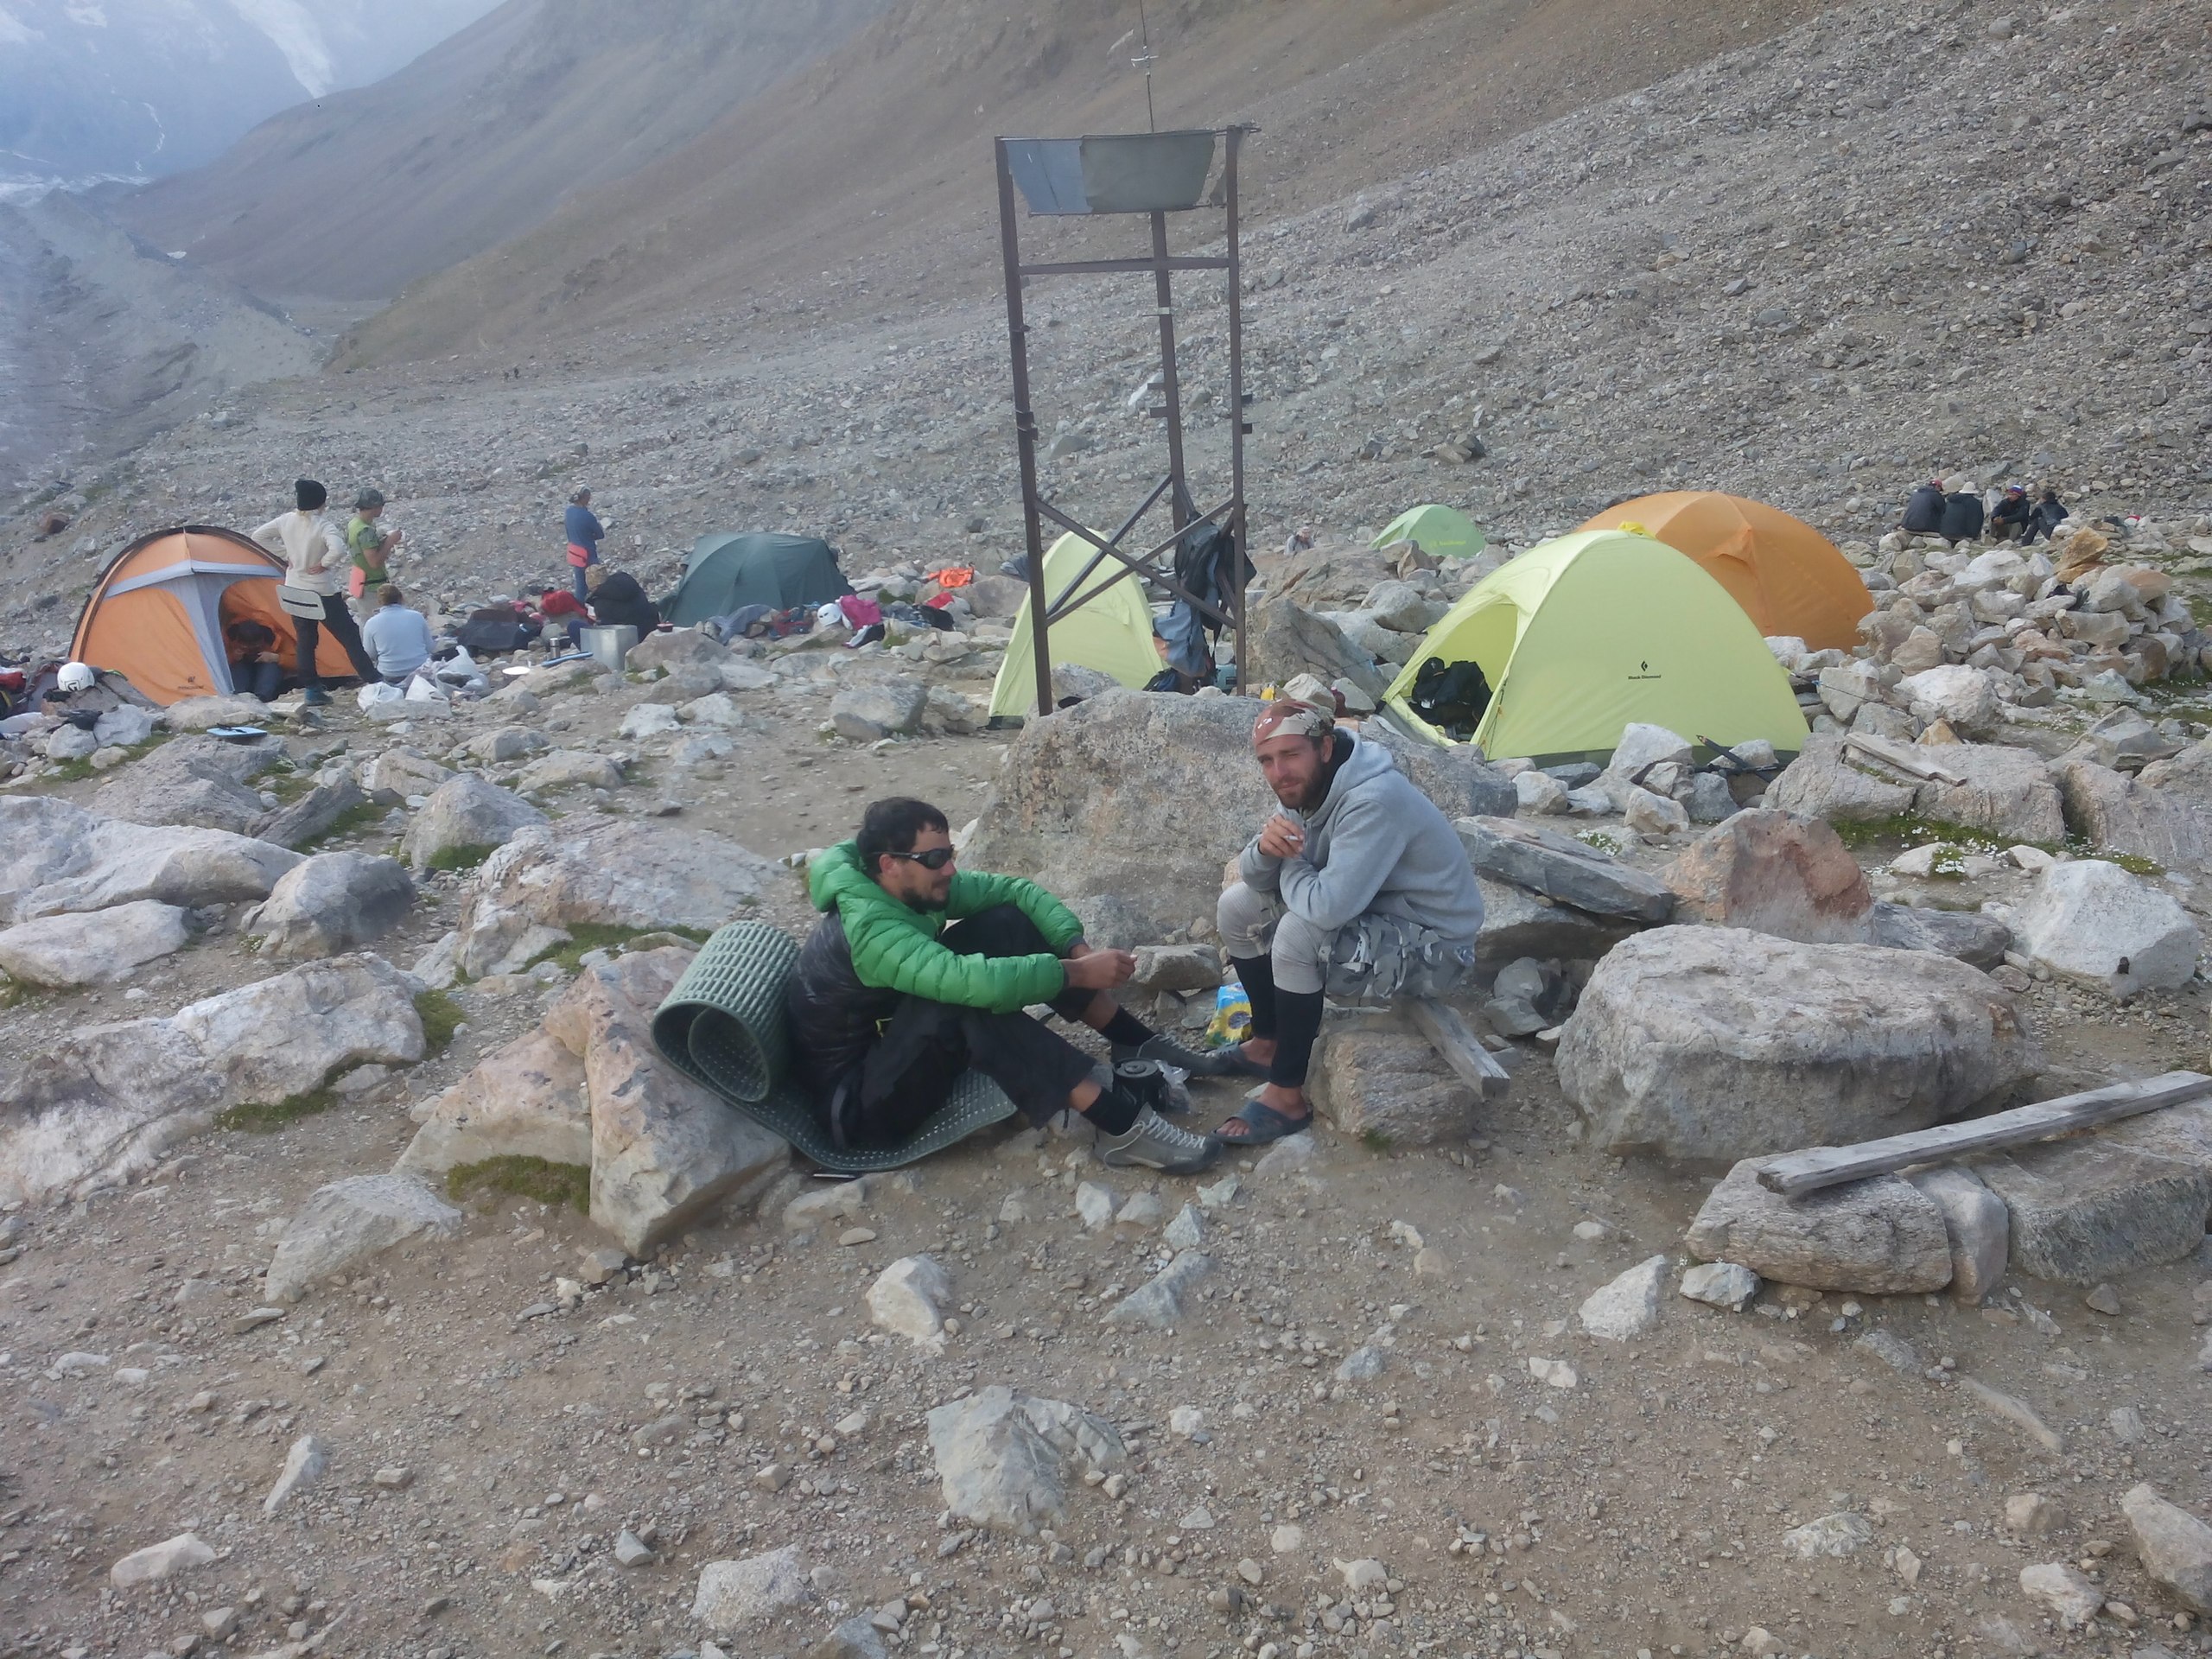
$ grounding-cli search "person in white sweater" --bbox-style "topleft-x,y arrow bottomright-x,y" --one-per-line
249,478 -> 378,703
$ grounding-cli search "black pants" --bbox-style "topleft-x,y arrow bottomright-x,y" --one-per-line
839,905 -> 1097,1150
296,594 -> 378,689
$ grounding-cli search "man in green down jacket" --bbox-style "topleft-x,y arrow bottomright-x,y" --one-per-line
785,797 -> 1225,1173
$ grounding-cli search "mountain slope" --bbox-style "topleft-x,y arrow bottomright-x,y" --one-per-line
0,0 -> 499,189
117,0 -> 890,303
332,0 -> 1829,365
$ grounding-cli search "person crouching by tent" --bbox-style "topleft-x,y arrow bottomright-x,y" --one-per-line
784,796 -> 1228,1171
589,569 -> 660,635
250,478 -> 378,705
1211,699 -> 1484,1146
226,619 -> 283,702
538,585 -> 591,649
362,585 -> 435,683
564,488 -> 605,601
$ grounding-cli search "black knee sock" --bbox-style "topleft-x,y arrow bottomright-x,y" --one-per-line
1230,954 -> 1278,1040
1078,1065 -> 1141,1135
1267,989 -> 1325,1091
1099,1008 -> 1153,1048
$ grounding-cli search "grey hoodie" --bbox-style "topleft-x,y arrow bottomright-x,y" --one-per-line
1237,732 -> 1483,942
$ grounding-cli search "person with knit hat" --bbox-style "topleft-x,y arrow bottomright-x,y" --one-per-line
1211,699 -> 1484,1145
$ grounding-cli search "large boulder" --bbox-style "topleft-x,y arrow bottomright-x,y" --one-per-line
2136,738 -> 2212,817
397,1027 -> 589,1175
263,1173 -> 462,1303
1895,664 -> 2001,738
925,1386 -> 1127,1534
0,955 -> 423,1205
830,679 -> 927,742
2009,860 -> 2200,998
1556,927 -> 2036,1161
2121,1485 -> 2212,1615
1867,902 -> 2012,968
1309,1025 -> 1475,1146
626,628 -> 728,674
1456,817 -> 1676,923
451,818 -> 780,980
1660,810 -> 1872,944
1973,1115 -> 2212,1284
1367,728 -> 1517,821
1474,876 -> 1642,969
243,853 -> 415,958
1686,1160 -> 1954,1294
1247,597 -> 1389,702
90,734 -> 284,835
2056,757 -> 2207,872
257,774 -> 370,850
399,776 -> 547,870
162,693 -> 276,732
359,746 -> 453,805
0,899 -> 190,987
0,797 -> 300,925
518,750 -> 626,793
1910,745 -> 2065,844
1765,733 -> 1918,823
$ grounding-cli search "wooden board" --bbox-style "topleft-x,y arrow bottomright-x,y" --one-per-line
1755,1071 -> 2212,1198
1408,996 -> 1511,1100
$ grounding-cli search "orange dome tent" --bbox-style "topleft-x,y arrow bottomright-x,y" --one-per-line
1576,492 -> 1873,652
70,525 -> 357,705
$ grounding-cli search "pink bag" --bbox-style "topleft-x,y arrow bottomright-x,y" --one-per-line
838,594 -> 883,629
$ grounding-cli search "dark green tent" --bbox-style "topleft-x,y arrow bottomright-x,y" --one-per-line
662,532 -> 853,626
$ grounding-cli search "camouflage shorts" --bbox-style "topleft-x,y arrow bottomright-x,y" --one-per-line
1321,910 -> 1480,1004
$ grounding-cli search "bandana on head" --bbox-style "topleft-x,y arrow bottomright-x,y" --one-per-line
1253,698 -> 1335,746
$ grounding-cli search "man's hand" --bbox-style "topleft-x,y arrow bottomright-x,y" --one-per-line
1064,939 -> 1091,959
1063,948 -> 1136,990
1256,814 -> 1307,860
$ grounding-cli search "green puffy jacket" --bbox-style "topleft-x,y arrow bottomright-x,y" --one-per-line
806,841 -> 1084,1014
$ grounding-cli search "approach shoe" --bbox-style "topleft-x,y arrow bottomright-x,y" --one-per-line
299,687 -> 333,706
1113,1032 -> 1248,1079
1097,1106 -> 1220,1176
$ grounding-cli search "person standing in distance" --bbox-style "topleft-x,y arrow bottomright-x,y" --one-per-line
564,488 -> 605,601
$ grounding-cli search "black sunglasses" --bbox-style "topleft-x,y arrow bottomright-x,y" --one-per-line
887,847 -> 957,870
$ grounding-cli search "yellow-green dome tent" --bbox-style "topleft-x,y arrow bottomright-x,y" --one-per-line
988,531 -> 1164,719
1374,504 -> 1486,559
1384,528 -> 1808,763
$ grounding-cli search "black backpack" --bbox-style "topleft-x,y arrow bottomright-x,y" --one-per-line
1409,657 -> 1491,736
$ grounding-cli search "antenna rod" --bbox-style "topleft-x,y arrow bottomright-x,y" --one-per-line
1135,0 -> 1157,132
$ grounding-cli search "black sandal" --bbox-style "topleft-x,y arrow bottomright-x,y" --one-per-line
1215,1097 -> 1313,1147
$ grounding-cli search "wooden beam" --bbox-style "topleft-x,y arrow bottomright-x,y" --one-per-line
1408,997 -> 1511,1100
1755,1071 -> 2212,1198
1841,732 -> 1967,787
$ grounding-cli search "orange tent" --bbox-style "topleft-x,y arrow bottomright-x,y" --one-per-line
1576,492 -> 1874,652
70,525 -> 357,706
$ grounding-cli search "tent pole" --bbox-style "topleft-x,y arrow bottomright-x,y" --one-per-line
1150,208 -> 1192,532
1224,125 -> 1249,691
997,139 -> 1056,719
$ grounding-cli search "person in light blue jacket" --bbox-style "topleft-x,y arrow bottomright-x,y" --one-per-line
563,488 -> 605,600
360,585 -> 435,683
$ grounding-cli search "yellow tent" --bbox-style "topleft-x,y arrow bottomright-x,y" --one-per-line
1576,492 -> 1872,652
988,531 -> 1163,718
1385,529 -> 1808,763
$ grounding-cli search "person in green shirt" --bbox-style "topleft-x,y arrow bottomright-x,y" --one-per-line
784,797 -> 1230,1171
345,487 -> 403,599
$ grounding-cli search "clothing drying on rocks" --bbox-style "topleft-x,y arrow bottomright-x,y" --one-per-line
588,571 -> 659,636
1901,480 -> 1947,536
1215,699 -> 1484,1145
784,798 -> 1224,1173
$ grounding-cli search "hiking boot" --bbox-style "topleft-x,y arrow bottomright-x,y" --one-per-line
1114,1032 -> 1248,1078
1097,1105 -> 1219,1176
300,687 -> 332,707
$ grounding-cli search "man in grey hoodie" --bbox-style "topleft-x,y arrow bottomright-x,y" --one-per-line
1214,699 -> 1483,1145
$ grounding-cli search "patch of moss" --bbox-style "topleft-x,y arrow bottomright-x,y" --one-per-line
447,1155 -> 590,1211
1359,1127 -> 1395,1154
218,1086 -> 338,1134
1575,830 -> 1624,856
523,922 -> 710,976
423,842 -> 498,873
299,800 -> 385,850
44,756 -> 97,783
1827,813 -> 2054,861
414,988 -> 464,1052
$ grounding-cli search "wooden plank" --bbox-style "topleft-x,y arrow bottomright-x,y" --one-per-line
1842,731 -> 1967,786
1755,1071 -> 2212,1198
1408,996 -> 1511,1100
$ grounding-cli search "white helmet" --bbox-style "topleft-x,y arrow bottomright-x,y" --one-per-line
57,662 -> 95,694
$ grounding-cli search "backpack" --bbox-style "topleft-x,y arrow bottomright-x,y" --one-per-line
1409,657 -> 1491,736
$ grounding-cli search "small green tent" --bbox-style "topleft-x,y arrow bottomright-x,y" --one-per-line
1374,504 -> 1486,560
988,531 -> 1163,719
662,532 -> 852,626
1384,528 -> 1808,764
